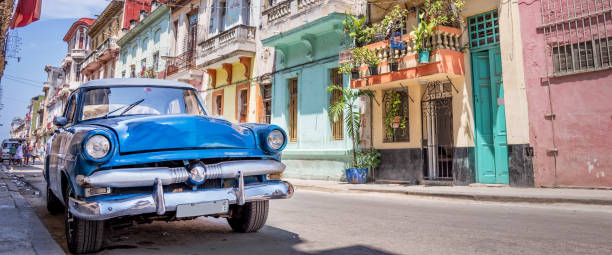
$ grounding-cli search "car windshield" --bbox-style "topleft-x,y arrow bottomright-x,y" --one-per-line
81,86 -> 205,121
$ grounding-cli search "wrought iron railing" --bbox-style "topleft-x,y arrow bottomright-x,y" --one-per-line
537,0 -> 612,77
165,49 -> 196,76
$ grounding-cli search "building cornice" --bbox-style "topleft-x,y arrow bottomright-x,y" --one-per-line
88,0 -> 124,37
117,5 -> 169,47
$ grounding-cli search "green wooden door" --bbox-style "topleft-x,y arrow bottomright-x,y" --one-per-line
472,48 -> 509,184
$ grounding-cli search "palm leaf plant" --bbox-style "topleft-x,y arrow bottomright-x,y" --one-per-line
327,84 -> 374,168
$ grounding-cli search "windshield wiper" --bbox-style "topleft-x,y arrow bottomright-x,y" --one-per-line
104,98 -> 145,119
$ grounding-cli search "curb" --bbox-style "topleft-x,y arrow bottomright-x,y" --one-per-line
295,185 -> 612,206
1,166 -> 65,255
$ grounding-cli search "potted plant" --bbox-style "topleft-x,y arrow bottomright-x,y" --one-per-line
328,84 -> 375,184
356,148 -> 381,182
351,46 -> 379,76
339,62 -> 360,80
410,13 -> 437,64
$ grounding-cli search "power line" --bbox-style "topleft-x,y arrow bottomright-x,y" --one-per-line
5,74 -> 44,84
2,77 -> 44,89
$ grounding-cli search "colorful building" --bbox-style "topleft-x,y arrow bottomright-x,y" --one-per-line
81,0 -> 152,81
41,65 -> 65,139
197,0 -> 258,122
116,3 -> 171,79
163,0 -> 205,87
517,0 -> 611,188
28,95 -> 44,145
352,0 -> 532,186
61,18 -> 94,90
259,0 -> 364,180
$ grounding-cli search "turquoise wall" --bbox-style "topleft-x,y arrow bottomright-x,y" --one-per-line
265,14 -> 352,180
116,6 -> 171,78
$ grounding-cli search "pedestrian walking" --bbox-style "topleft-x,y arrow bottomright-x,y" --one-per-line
8,144 -> 16,166
14,141 -> 24,167
24,143 -> 32,166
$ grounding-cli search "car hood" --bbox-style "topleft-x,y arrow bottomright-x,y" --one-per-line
90,115 -> 257,154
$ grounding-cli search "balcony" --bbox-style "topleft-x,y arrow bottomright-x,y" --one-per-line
70,48 -> 88,59
197,25 -> 256,67
351,26 -> 465,89
260,0 -> 360,40
81,38 -> 119,75
165,49 -> 203,83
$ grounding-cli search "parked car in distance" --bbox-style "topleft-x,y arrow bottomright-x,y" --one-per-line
2,138 -> 24,162
44,79 -> 294,254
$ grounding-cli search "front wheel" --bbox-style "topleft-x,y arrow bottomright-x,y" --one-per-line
64,185 -> 104,254
227,200 -> 269,233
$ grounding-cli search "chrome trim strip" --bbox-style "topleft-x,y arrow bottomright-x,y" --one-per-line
79,160 -> 286,188
68,181 -> 294,220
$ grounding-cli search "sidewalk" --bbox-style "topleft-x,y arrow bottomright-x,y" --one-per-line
287,178 -> 612,206
0,165 -> 64,255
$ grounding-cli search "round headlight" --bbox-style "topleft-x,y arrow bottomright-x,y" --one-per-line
267,129 -> 285,151
85,135 -> 110,159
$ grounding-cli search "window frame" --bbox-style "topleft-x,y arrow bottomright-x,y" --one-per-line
330,68 -> 344,141
288,78 -> 298,143
382,89 -> 410,143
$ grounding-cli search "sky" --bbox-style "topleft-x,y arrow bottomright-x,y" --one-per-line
0,0 -> 109,140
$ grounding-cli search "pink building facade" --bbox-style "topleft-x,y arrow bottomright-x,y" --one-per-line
518,0 -> 612,188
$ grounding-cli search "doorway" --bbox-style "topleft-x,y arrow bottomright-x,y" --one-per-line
469,10 -> 509,184
422,81 -> 454,181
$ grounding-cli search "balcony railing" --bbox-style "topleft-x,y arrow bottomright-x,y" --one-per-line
351,26 -> 465,88
81,38 -> 118,71
70,48 -> 88,59
166,49 -> 196,76
369,27 -> 462,64
201,25 -> 256,52
263,0 -> 292,23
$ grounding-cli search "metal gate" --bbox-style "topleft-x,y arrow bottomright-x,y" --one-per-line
422,81 -> 454,180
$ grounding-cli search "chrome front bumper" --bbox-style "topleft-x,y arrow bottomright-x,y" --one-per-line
69,180 -> 294,220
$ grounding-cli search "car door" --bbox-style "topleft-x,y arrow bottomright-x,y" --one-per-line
49,93 -> 78,198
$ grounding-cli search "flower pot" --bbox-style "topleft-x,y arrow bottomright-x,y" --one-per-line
418,51 -> 430,64
351,69 -> 360,80
346,168 -> 368,184
368,66 -> 379,76
389,62 -> 399,72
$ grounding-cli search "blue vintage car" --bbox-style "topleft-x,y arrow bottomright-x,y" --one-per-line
44,79 -> 293,254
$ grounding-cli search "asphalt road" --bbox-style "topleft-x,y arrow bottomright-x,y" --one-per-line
10,165 -> 612,255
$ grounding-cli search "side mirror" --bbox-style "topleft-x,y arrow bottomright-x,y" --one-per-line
53,116 -> 68,127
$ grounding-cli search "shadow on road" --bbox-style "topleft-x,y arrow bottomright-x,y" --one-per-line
96,219 -> 397,255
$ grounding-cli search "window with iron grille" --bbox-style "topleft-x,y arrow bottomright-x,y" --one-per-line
382,90 -> 409,143
215,94 -> 223,116
153,52 -> 159,71
288,78 -> 298,142
552,38 -> 611,74
330,68 -> 344,140
540,0 -> 612,76
238,89 -> 248,122
261,83 -> 272,124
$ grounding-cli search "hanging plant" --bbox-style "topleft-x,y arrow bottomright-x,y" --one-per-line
383,90 -> 407,140
424,0 -> 465,28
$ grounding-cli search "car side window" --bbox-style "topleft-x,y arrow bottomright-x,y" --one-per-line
65,95 -> 77,123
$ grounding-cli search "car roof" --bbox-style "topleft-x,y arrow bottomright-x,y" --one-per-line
78,78 -> 195,89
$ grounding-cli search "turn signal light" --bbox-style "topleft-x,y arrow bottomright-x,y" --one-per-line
84,187 -> 111,197
267,173 -> 283,180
